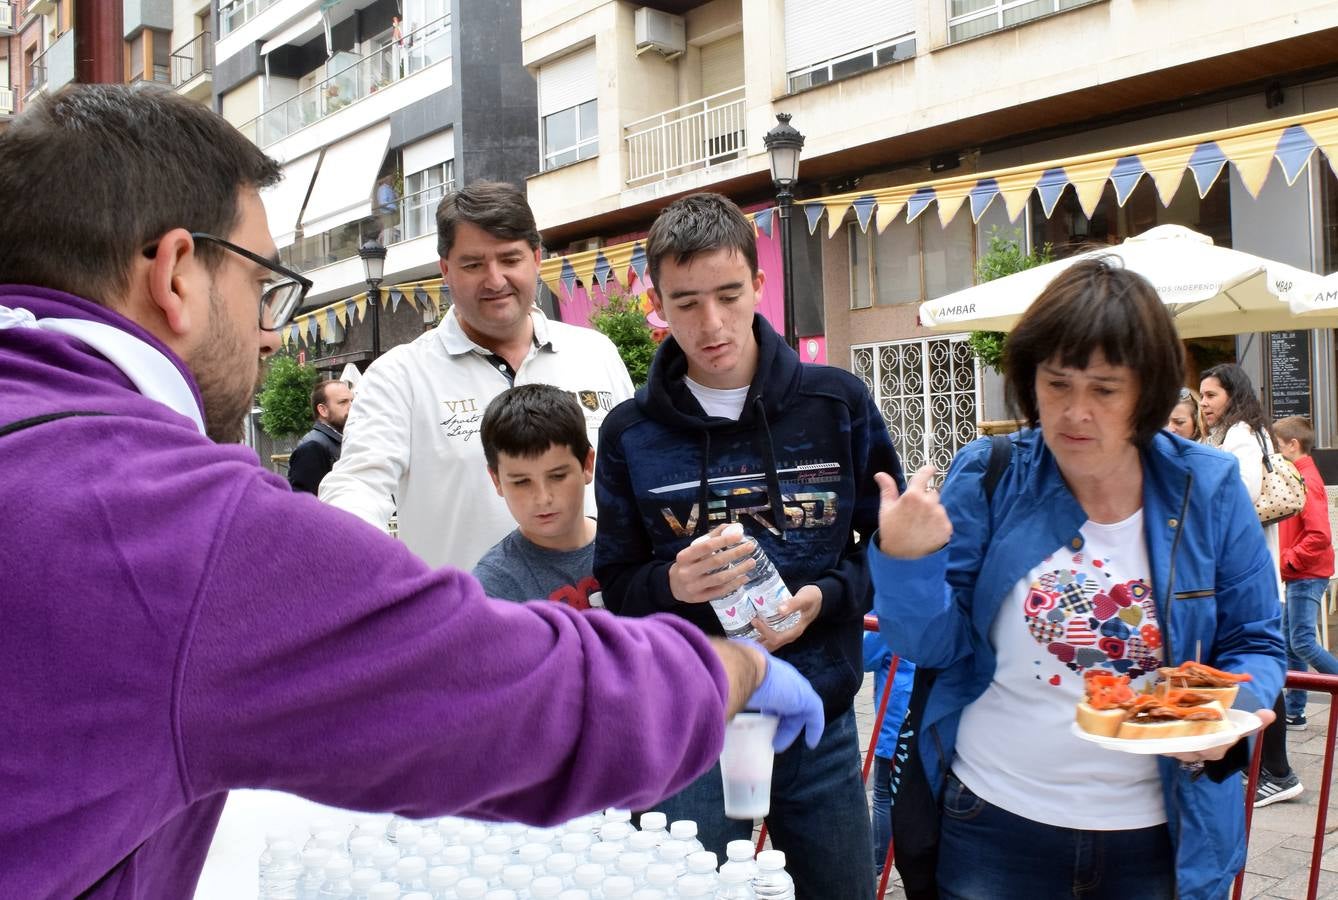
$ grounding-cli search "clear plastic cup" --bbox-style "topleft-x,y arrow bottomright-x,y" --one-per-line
719,713 -> 778,819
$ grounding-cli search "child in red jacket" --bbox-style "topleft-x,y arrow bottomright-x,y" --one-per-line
1273,416 -> 1338,729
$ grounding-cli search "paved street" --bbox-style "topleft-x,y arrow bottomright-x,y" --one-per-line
853,681 -> 1338,899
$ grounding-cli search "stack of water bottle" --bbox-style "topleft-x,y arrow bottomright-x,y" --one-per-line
257,807 -> 795,899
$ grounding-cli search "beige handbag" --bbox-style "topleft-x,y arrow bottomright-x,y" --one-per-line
1254,430 -> 1305,526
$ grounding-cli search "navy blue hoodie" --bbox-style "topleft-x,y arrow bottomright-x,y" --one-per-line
594,314 -> 905,720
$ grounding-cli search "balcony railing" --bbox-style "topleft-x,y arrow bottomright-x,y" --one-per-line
171,31 -> 214,87
624,86 -> 746,186
243,14 -> 452,148
220,0 -> 280,37
0,86 -> 13,116
24,47 -> 47,102
279,181 -> 455,274
0,2 -> 14,32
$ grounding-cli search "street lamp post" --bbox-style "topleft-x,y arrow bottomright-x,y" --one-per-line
359,238 -> 387,361
764,113 -> 805,350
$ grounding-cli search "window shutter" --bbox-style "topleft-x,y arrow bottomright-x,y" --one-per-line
538,45 -> 596,117
784,0 -> 915,72
700,33 -> 743,97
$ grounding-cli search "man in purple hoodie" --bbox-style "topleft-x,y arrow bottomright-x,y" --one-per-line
0,84 -> 824,898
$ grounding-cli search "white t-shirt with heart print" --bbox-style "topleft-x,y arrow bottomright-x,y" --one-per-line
952,509 -> 1167,830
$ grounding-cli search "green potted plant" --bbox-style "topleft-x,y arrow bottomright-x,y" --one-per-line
967,228 -> 1053,373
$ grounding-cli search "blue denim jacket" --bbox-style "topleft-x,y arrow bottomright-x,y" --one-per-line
871,428 -> 1284,900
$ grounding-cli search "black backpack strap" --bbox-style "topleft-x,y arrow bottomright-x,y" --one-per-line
982,432 -> 1013,504
0,411 -> 111,438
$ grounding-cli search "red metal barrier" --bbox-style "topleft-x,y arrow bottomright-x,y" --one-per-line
1233,671 -> 1338,900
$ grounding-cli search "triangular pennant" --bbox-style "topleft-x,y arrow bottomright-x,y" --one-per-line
1109,155 -> 1146,207
1275,124 -> 1318,187
1139,144 -> 1196,207
1063,157 -> 1117,218
334,303 -> 348,326
1218,130 -> 1277,198
559,258 -> 578,299
438,286 -> 449,310
571,254 -> 598,291
282,324 -> 296,347
934,181 -> 972,228
852,195 -> 877,233
905,187 -> 936,223
969,178 -> 1001,223
306,317 -> 319,342
414,286 -> 431,313
601,243 -> 636,290
1307,117 -> 1338,181
593,252 -> 614,288
389,289 -> 403,313
629,244 -> 649,281
824,199 -> 854,238
325,308 -> 337,336
1186,141 -> 1228,199
874,195 -> 908,234
993,169 -> 1043,222
354,295 -> 368,321
803,203 -> 824,235
755,208 -> 775,238
1033,169 -> 1069,219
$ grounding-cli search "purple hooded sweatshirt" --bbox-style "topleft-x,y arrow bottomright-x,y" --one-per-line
0,286 -> 728,898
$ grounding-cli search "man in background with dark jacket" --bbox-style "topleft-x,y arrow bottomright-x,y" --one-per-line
594,193 -> 904,899
288,378 -> 352,494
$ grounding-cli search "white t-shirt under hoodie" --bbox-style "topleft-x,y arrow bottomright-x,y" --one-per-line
953,510 -> 1168,831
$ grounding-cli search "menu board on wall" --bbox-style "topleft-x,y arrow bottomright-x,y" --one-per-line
1268,330 -> 1312,421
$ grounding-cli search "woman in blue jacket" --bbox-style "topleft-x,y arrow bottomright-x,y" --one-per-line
869,259 -> 1283,900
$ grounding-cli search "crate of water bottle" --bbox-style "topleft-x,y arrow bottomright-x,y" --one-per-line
257,806 -> 794,898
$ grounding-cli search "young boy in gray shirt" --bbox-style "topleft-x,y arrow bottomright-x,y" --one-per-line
473,384 -> 602,609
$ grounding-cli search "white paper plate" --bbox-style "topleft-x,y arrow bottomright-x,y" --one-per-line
1069,708 -> 1263,755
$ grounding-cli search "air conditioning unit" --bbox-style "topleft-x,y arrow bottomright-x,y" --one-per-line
635,7 -> 685,60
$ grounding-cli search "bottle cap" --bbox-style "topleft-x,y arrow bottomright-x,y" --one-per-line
687,850 -> 718,873
474,853 -> 506,877
604,808 -> 633,823
429,865 -> 463,889
349,835 -> 379,857
675,874 -> 713,898
602,875 -> 635,897
269,840 -> 299,860
669,820 -> 698,840
722,522 -> 745,541
308,819 -> 337,836
639,811 -> 667,831
626,831 -> 659,853
301,847 -> 332,868
757,848 -> 787,870
323,857 -> 353,877
396,856 -> 427,879
351,869 -> 379,890
725,839 -> 754,862
372,845 -> 400,869
545,851 -> 578,874
441,845 -> 471,867
502,863 -> 534,888
369,884 -> 402,900
416,833 -> 444,857
644,862 -> 676,886
517,842 -> 552,865
573,863 -> 605,886
483,834 -> 514,855
436,817 -> 464,837
531,875 -> 564,897
396,823 -> 424,845
455,876 -> 489,899
719,865 -> 750,883
589,843 -> 620,864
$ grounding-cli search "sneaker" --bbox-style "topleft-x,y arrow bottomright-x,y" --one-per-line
1254,771 -> 1303,808
1286,714 -> 1308,731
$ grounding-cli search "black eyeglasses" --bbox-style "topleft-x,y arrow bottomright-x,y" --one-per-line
143,232 -> 313,332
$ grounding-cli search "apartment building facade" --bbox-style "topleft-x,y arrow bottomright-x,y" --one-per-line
0,0 -> 124,125
524,0 -> 1338,472
214,0 -> 538,376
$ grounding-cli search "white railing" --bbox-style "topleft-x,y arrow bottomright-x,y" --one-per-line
0,2 -> 14,31
171,31 -> 214,87
0,86 -> 13,116
243,14 -> 451,148
624,86 -> 746,186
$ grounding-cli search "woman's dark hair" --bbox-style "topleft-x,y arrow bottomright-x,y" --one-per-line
0,83 -> 281,304
1005,257 -> 1185,447
480,383 -> 592,472
1200,363 -> 1269,436
436,180 -> 542,259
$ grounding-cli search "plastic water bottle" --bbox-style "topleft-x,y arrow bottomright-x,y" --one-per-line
675,874 -> 714,899
719,524 -> 800,633
367,883 -> 401,900
717,865 -> 756,899
530,875 -> 564,898
587,842 -> 621,875
298,848 -> 333,900
473,853 -> 507,886
427,865 -> 463,899
318,858 -> 356,900
351,836 -> 382,870
684,851 -> 718,892
571,863 -> 605,894
692,530 -> 760,640
395,824 -> 425,858
543,851 -> 578,885
559,832 -> 592,858
721,840 -> 758,882
416,833 -> 445,865
638,812 -> 667,843
263,841 -> 303,900
385,816 -> 415,848
349,869 -> 380,900
395,857 -> 429,893
482,834 -> 514,858
751,850 -> 795,899
626,830 -> 659,855
440,845 -> 472,869
654,840 -> 691,876
615,851 -> 651,886
601,874 -> 635,898
669,821 -> 704,855
437,818 -> 464,846
517,842 -> 552,870
458,824 -> 489,856
501,864 -> 534,893
259,832 -> 293,895
454,877 -> 489,900
643,862 -> 677,893
373,846 -> 402,881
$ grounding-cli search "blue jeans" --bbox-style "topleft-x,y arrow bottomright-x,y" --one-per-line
1284,578 -> 1338,718
937,771 -> 1174,900
872,755 -> 892,875
654,708 -> 873,900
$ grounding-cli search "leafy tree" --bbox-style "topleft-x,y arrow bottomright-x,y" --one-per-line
591,289 -> 658,388
967,228 -> 1053,373
257,354 -> 320,439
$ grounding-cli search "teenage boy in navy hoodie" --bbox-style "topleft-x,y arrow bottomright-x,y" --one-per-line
594,192 -> 904,899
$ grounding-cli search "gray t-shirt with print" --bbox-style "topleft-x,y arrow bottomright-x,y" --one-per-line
472,528 -> 603,610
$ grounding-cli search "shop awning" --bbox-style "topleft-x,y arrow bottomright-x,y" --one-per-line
300,121 -> 392,236
260,152 -> 320,250
280,275 -> 447,349
261,11 -> 323,55
538,105 -> 1338,295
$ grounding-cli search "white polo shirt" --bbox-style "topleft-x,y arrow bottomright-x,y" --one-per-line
320,307 -> 633,572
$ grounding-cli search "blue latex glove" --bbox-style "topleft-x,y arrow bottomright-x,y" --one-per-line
740,641 -> 825,751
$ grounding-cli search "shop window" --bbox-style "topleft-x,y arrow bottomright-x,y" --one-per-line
849,212 -> 974,309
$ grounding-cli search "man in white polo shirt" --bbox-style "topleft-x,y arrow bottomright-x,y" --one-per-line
321,181 -> 632,571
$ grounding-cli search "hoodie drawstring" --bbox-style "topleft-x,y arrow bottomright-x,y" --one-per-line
754,397 -> 788,539
694,430 -> 712,538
